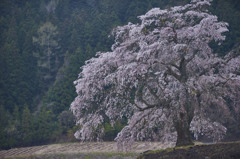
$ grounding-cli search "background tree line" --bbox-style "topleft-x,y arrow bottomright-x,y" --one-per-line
0,0 -> 239,149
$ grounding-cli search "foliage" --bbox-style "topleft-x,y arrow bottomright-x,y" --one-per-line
58,110 -> 75,134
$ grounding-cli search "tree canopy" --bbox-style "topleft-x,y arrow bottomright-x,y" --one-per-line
71,0 -> 240,149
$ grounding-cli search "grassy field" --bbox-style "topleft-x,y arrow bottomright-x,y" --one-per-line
0,142 -> 175,159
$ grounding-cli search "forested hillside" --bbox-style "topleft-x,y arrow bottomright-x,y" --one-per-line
0,0 -> 240,149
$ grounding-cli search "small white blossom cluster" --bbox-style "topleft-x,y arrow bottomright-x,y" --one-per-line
71,0 -> 240,149
190,115 -> 227,142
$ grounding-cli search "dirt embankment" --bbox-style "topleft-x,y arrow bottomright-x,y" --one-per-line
137,142 -> 240,159
2,142 -> 239,159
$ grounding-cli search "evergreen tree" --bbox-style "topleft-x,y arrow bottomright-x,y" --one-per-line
33,22 -> 61,91
21,106 -> 32,146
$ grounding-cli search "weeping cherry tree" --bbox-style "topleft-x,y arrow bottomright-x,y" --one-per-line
71,0 -> 240,149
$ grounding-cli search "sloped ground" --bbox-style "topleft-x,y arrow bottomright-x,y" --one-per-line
0,142 -> 175,159
137,142 -> 240,159
0,145 -> 48,158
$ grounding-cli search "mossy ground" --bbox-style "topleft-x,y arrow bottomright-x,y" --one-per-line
137,141 -> 240,159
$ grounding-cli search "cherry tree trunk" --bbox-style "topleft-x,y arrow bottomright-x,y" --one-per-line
174,113 -> 194,146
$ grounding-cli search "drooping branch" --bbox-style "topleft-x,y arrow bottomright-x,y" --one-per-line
166,66 -> 181,81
